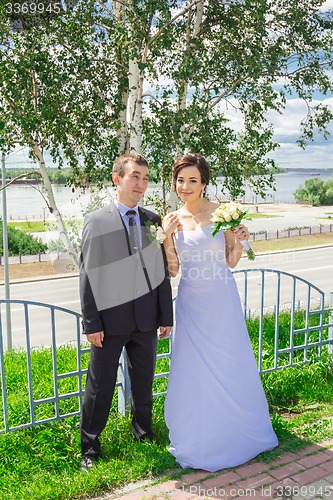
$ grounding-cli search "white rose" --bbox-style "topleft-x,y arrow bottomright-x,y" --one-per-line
150,225 -> 157,233
228,203 -> 237,215
224,214 -> 232,222
155,227 -> 166,243
232,212 -> 239,220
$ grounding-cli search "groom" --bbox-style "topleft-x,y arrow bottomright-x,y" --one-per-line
79,153 -> 173,472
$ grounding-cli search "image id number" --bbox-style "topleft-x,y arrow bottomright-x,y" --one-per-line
276,484 -> 332,498
5,1 -> 62,15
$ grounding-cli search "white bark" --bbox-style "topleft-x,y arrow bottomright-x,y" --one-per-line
32,144 -> 79,268
113,0 -> 129,153
128,55 -> 143,153
113,0 -> 124,18
118,89 -> 129,153
194,0 -> 203,37
168,184 -> 179,212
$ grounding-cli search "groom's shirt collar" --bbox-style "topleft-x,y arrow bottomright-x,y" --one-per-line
114,200 -> 140,218
114,200 -> 142,247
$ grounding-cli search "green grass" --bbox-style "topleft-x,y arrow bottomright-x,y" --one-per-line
8,221 -> 51,232
8,220 -> 83,233
0,311 -> 333,499
248,213 -> 281,219
251,231 -> 333,253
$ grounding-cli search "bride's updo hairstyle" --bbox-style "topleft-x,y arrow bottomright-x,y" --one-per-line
172,153 -> 210,197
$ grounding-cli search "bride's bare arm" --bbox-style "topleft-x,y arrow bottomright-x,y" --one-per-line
163,213 -> 180,277
225,225 -> 250,268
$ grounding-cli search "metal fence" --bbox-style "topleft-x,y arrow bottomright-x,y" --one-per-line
251,223 -> 333,241
0,269 -> 332,434
0,251 -> 69,265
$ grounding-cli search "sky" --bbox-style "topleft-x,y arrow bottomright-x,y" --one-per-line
269,0 -> 333,169
220,94 -> 333,170
268,97 -> 333,170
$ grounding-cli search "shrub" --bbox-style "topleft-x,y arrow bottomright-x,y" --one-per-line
47,238 -> 66,252
0,219 -> 47,256
294,176 -> 333,206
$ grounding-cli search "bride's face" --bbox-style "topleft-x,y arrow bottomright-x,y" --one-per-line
176,166 -> 205,203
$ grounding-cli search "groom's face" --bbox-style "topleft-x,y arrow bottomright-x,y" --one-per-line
113,161 -> 149,207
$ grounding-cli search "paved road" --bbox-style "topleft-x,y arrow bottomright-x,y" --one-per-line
2,275 -> 81,312
0,246 -> 332,349
237,245 -> 333,294
0,276 -> 81,349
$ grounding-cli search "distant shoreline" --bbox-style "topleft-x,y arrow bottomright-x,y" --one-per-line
0,179 -> 41,185
282,167 -> 333,173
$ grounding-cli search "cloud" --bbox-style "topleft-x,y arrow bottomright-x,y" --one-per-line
266,97 -> 333,167
320,0 -> 333,10
271,141 -> 333,169
218,96 -> 333,169
268,97 -> 333,141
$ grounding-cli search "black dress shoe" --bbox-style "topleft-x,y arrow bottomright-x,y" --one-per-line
132,421 -> 154,442
80,456 -> 96,472
134,433 -> 154,443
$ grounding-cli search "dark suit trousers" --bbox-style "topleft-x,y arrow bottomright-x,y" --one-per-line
80,329 -> 157,458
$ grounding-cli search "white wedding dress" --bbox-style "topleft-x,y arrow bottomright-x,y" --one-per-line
165,225 -> 278,472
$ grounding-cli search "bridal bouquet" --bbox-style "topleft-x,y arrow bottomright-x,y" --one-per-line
211,201 -> 256,260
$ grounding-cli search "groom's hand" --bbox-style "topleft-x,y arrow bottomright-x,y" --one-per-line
87,331 -> 104,347
159,326 -> 172,339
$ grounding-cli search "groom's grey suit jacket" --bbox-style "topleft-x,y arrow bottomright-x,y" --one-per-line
79,201 -> 173,336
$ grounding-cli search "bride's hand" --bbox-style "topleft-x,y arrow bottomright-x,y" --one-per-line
163,213 -> 180,237
233,224 -> 250,241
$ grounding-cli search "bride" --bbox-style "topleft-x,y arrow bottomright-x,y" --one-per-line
163,153 -> 278,472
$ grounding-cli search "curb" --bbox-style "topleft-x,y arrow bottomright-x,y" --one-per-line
0,272 -> 79,286
247,243 -> 333,258
97,438 -> 333,499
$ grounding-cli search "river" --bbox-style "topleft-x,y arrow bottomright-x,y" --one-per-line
1,168 -> 332,220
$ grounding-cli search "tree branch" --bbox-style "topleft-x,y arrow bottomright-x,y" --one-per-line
95,0 -> 118,21
146,0 -> 203,50
0,171 -> 42,191
141,93 -> 164,106
207,77 -> 246,111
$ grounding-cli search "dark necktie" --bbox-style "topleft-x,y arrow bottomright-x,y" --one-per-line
126,210 -> 140,254
126,209 -> 153,294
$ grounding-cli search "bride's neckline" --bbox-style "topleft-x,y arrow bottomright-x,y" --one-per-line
176,223 -> 214,233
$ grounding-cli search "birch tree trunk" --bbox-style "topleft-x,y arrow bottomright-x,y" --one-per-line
128,55 -> 143,153
118,89 -> 129,153
29,68 -> 79,267
114,0 -> 129,154
32,143 -> 79,268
